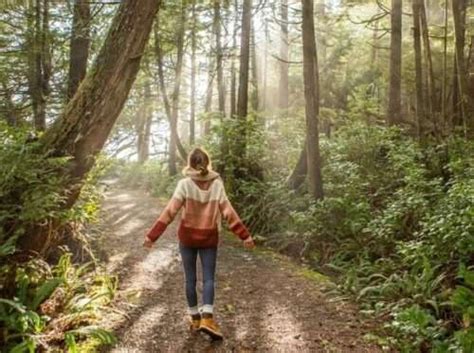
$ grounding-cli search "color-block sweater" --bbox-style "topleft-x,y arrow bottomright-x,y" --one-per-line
145,169 -> 251,248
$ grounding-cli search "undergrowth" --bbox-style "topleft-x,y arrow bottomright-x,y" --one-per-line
0,123 -> 117,352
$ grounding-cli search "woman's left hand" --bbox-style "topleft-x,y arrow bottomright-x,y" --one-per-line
143,237 -> 154,249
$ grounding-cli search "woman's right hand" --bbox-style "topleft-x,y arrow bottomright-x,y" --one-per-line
243,235 -> 255,249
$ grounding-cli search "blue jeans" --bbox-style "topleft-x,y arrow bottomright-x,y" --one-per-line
179,243 -> 217,312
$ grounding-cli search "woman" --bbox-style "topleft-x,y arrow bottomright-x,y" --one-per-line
143,147 -> 255,340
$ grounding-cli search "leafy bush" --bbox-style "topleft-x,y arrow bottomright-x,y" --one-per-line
0,253 -> 117,352
221,121 -> 474,350
0,123 -> 117,352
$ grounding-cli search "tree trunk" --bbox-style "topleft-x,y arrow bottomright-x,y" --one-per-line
287,146 -> 307,190
237,0 -> 252,121
154,16 -> 187,174
138,74 -> 152,164
452,0 -> 471,135
250,22 -> 259,112
67,0 -> 90,101
214,0 -> 225,116
468,35 -> 474,123
442,0 -> 448,126
278,0 -> 289,111
302,0 -> 323,200
420,0 -> 436,121
230,0 -> 238,118
168,1 -> 187,175
234,0 -> 252,163
27,0 -> 51,131
387,0 -> 402,126
413,0 -> 425,135
203,56 -> 215,135
41,0 -> 161,209
189,0 -> 196,145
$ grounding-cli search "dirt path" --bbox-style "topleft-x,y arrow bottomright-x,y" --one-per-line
97,186 -> 384,353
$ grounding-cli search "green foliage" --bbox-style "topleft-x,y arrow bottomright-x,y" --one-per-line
216,120 -> 474,350
0,124 -> 117,351
0,253 -> 117,351
0,123 -> 68,245
114,159 -> 180,197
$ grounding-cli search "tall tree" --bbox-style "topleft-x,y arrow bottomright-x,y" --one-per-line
26,0 -> 51,131
412,0 -> 425,134
452,0 -> 471,134
229,0 -> 239,118
233,0 -> 252,164
168,1 -> 187,175
301,0 -> 323,200
236,0 -> 252,120
137,73 -> 152,164
419,0 -> 436,121
189,0 -> 197,145
154,12 -> 187,175
250,20 -> 259,111
40,0 -> 161,210
387,0 -> 402,125
67,0 -> 90,100
278,0 -> 289,111
214,0 -> 225,116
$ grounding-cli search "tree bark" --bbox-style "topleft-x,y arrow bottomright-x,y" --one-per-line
234,0 -> 252,162
230,0 -> 238,118
214,0 -> 225,116
189,0 -> 197,145
278,0 -> 289,111
287,146 -> 307,190
250,21 -> 259,112
302,0 -> 323,200
41,0 -> 161,208
237,0 -> 252,120
154,16 -> 187,174
419,0 -> 436,120
27,0 -> 51,131
412,0 -> 425,135
168,1 -> 187,175
67,0 -> 90,101
138,73 -> 152,164
452,0 -> 471,135
387,0 -> 402,126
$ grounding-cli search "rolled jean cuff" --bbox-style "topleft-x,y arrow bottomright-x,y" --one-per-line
201,304 -> 213,314
188,306 -> 199,315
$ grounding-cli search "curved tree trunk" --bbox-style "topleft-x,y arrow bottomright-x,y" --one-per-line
41,0 -> 161,208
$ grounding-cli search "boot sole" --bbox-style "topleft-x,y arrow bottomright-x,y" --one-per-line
199,326 -> 223,340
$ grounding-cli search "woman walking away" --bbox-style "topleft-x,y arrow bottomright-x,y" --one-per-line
143,147 -> 255,340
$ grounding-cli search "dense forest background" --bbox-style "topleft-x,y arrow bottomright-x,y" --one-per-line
1,0 -> 474,351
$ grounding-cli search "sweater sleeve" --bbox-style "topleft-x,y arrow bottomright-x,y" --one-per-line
218,181 -> 251,240
145,180 -> 185,242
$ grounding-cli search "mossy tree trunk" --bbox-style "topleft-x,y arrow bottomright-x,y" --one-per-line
302,0 -> 324,200
41,0 -> 161,207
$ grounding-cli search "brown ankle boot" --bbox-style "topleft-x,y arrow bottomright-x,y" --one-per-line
189,314 -> 201,331
199,315 -> 223,340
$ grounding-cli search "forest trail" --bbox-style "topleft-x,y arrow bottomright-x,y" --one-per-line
97,184 -> 383,353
